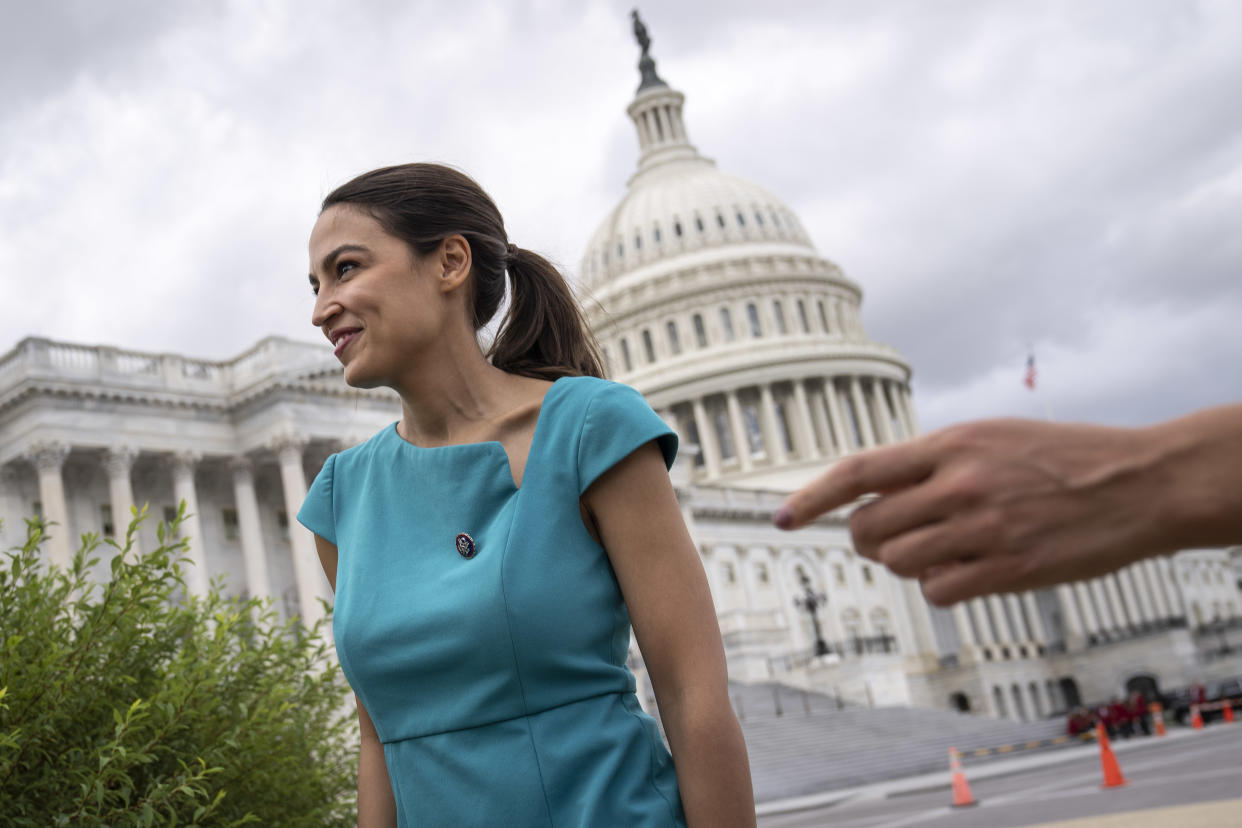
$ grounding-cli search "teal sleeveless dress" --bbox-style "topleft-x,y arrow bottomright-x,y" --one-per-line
297,376 -> 686,826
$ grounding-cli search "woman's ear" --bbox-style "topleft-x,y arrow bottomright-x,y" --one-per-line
438,235 -> 472,293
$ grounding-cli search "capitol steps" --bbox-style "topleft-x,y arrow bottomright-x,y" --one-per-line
729,682 -> 1068,803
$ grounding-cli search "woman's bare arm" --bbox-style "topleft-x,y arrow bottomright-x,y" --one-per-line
313,534 -> 397,826
583,443 -> 755,828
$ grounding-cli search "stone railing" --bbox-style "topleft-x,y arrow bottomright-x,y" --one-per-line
0,336 -> 332,398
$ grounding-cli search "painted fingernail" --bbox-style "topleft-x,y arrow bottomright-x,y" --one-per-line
773,506 -> 793,529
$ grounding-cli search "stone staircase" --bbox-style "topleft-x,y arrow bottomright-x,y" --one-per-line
730,682 -> 1068,803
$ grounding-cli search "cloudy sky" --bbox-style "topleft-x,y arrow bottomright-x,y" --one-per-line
3,0 -> 1239,431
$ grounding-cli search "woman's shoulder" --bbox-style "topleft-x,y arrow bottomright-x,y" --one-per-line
323,423 -> 398,475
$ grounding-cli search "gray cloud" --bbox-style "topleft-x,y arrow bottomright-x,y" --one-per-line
3,0 -> 1239,433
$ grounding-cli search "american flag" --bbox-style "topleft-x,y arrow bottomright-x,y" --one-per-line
1023,354 -> 1037,390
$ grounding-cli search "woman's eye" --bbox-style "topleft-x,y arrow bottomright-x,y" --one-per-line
337,260 -> 358,277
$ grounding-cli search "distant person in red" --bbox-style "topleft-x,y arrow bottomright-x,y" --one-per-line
1129,690 -> 1151,736
1066,707 -> 1093,737
1110,696 -> 1134,738
1096,702 -> 1116,740
1190,680 -> 1207,706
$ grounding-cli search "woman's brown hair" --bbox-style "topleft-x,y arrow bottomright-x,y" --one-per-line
322,163 -> 604,381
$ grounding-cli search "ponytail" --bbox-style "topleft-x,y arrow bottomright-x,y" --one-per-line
321,163 -> 604,381
489,246 -> 604,381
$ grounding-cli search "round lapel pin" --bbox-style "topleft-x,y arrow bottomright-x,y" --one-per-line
455,532 -> 476,559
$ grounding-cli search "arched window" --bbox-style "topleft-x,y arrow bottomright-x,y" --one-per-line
841,608 -> 862,641
713,407 -> 736,459
720,308 -> 735,341
742,403 -> 764,455
641,329 -> 655,363
869,608 -> 891,637
692,313 -> 708,347
666,320 -> 681,355
746,303 -> 762,337
772,300 -> 788,335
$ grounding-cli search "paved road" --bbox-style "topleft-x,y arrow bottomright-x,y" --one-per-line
759,727 -> 1242,827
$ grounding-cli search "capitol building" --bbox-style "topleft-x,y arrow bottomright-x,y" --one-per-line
2,32 -> 1240,726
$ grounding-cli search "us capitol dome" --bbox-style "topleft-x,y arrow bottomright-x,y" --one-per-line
580,23 -> 917,492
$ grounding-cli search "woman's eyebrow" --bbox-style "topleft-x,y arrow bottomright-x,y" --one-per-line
315,243 -> 370,275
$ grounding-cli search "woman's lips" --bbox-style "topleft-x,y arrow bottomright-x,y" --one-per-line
334,330 -> 361,358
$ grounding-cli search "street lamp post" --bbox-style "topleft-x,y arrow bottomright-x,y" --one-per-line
793,570 -> 831,657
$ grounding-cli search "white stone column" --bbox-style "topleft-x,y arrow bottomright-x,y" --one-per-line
1021,592 -> 1049,644
691,398 -> 722,478
231,457 -> 271,601
848,377 -> 878,447
1088,578 -> 1117,631
790,380 -> 821,460
167,451 -> 209,597
952,601 -> 978,649
0,465 -> 20,550
987,594 -> 1016,645
1124,563 -> 1156,624
1056,585 -> 1086,643
27,442 -> 72,568
969,599 -> 996,646
1103,575 -> 1133,630
1005,594 -> 1031,643
274,435 -> 327,627
1156,558 -> 1186,618
104,446 -> 141,558
808,387 -> 834,457
1073,582 -> 1101,635
823,378 -> 851,453
1141,560 -> 1171,619
725,390 -> 753,472
898,384 -> 920,436
1117,567 -> 1151,626
881,381 -> 906,441
758,384 -> 788,464
870,381 -> 896,445
1020,683 -> 1039,720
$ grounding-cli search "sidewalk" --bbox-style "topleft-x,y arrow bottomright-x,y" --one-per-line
755,726 -> 1201,817
1030,797 -> 1242,828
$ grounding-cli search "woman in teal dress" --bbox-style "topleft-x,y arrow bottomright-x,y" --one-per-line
297,163 -> 754,826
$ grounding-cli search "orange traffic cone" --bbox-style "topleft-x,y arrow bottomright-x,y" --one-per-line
1096,724 -> 1127,789
1151,702 -> 1167,737
1191,705 -> 1205,730
948,746 -> 977,807
1224,702 -> 1235,724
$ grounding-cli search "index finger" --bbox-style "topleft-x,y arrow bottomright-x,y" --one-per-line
774,439 -> 935,530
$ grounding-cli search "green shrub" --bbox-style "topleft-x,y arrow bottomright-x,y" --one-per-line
0,504 -> 356,826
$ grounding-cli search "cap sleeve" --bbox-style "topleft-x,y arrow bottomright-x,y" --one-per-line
576,381 -> 678,495
297,453 -> 337,545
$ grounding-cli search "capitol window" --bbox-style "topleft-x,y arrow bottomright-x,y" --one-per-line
222,507 -> 240,542
796,300 -> 810,333
713,407 -> 736,459
833,563 -> 847,587
674,220 -> 683,237
720,307 -> 735,341
277,510 -> 290,541
683,416 -> 705,468
818,300 -> 830,332
755,562 -> 770,585
620,339 -> 633,372
666,321 -> 681,355
771,210 -> 781,228
634,233 -> 641,250
642,329 -> 655,363
721,561 -> 736,584
742,403 -> 764,455
746,303 -> 762,337
617,242 -> 624,258
773,400 -> 794,453
653,225 -> 661,244
862,565 -> 874,586
695,216 -> 705,232
736,211 -> 746,227
692,314 -> 708,347
100,504 -> 114,538
716,212 -> 726,229
754,210 -> 764,226
773,300 -> 788,334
